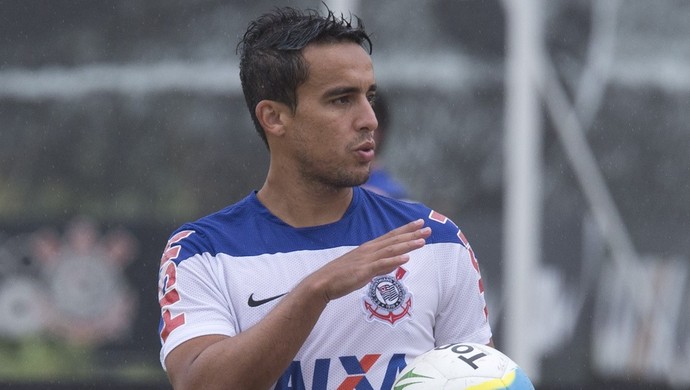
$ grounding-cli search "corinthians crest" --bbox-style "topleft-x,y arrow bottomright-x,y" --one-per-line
362,267 -> 412,326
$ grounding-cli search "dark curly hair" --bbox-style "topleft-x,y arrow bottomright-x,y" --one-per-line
237,6 -> 373,148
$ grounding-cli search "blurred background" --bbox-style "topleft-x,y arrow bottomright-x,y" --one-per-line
0,0 -> 688,388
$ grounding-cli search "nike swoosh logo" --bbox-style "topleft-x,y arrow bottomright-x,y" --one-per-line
247,292 -> 287,307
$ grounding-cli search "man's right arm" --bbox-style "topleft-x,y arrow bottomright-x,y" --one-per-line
163,219 -> 432,390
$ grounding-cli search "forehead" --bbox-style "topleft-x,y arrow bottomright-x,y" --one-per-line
300,42 -> 375,93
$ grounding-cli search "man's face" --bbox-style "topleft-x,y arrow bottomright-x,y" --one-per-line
283,41 -> 378,189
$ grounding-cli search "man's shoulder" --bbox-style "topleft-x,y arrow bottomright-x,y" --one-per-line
194,192 -> 257,226
165,193 -> 262,258
175,193 -> 249,230
358,188 -> 463,244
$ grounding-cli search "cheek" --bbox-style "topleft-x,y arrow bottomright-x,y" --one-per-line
291,112 -> 350,155
305,126 -> 341,151
290,127 -> 333,162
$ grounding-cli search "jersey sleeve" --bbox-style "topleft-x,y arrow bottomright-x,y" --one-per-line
432,228 -> 492,346
157,228 -> 237,370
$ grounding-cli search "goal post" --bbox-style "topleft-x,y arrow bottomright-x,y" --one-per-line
501,0 -> 544,380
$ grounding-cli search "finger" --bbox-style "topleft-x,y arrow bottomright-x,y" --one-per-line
367,220 -> 424,245
369,254 -> 411,276
364,220 -> 430,249
385,219 -> 425,236
375,236 -> 427,260
369,235 -> 427,274
367,225 -> 431,255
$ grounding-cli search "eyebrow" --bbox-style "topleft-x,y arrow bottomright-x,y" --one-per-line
323,84 -> 377,99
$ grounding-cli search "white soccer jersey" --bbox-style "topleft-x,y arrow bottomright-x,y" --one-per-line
158,187 -> 491,389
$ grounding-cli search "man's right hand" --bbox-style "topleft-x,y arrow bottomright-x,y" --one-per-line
306,218 -> 431,303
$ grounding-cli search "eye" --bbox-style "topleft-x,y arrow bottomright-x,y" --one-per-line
333,96 -> 351,105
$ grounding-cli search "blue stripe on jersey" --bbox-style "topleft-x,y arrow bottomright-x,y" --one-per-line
168,187 -> 465,263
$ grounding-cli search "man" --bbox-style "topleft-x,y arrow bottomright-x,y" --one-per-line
158,7 -> 492,390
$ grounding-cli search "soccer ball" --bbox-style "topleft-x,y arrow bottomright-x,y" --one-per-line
393,343 -> 534,389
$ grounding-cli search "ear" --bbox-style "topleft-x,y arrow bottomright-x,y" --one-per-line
256,100 -> 289,138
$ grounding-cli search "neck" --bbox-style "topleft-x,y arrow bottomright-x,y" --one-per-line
257,174 -> 354,228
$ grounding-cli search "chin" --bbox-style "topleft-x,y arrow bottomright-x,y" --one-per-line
322,166 -> 370,188
330,174 -> 368,188
352,171 -> 370,187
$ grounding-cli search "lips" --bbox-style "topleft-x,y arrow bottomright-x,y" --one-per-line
354,140 -> 376,162
357,140 -> 375,152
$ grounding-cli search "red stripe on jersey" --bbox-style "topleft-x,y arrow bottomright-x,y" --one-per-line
428,210 -> 448,224
458,231 -> 480,273
160,309 -> 185,342
457,230 -> 487,321
158,230 -> 194,342
160,230 -> 195,266
337,377 -> 361,390
359,354 -> 380,372
337,354 -> 381,390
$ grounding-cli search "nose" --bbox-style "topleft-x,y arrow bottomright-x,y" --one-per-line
357,96 -> 378,133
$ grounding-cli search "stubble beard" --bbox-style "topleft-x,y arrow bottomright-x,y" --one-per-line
298,157 -> 371,190
292,131 -> 373,190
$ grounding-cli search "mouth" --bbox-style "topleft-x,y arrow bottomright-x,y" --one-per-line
354,140 -> 376,162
